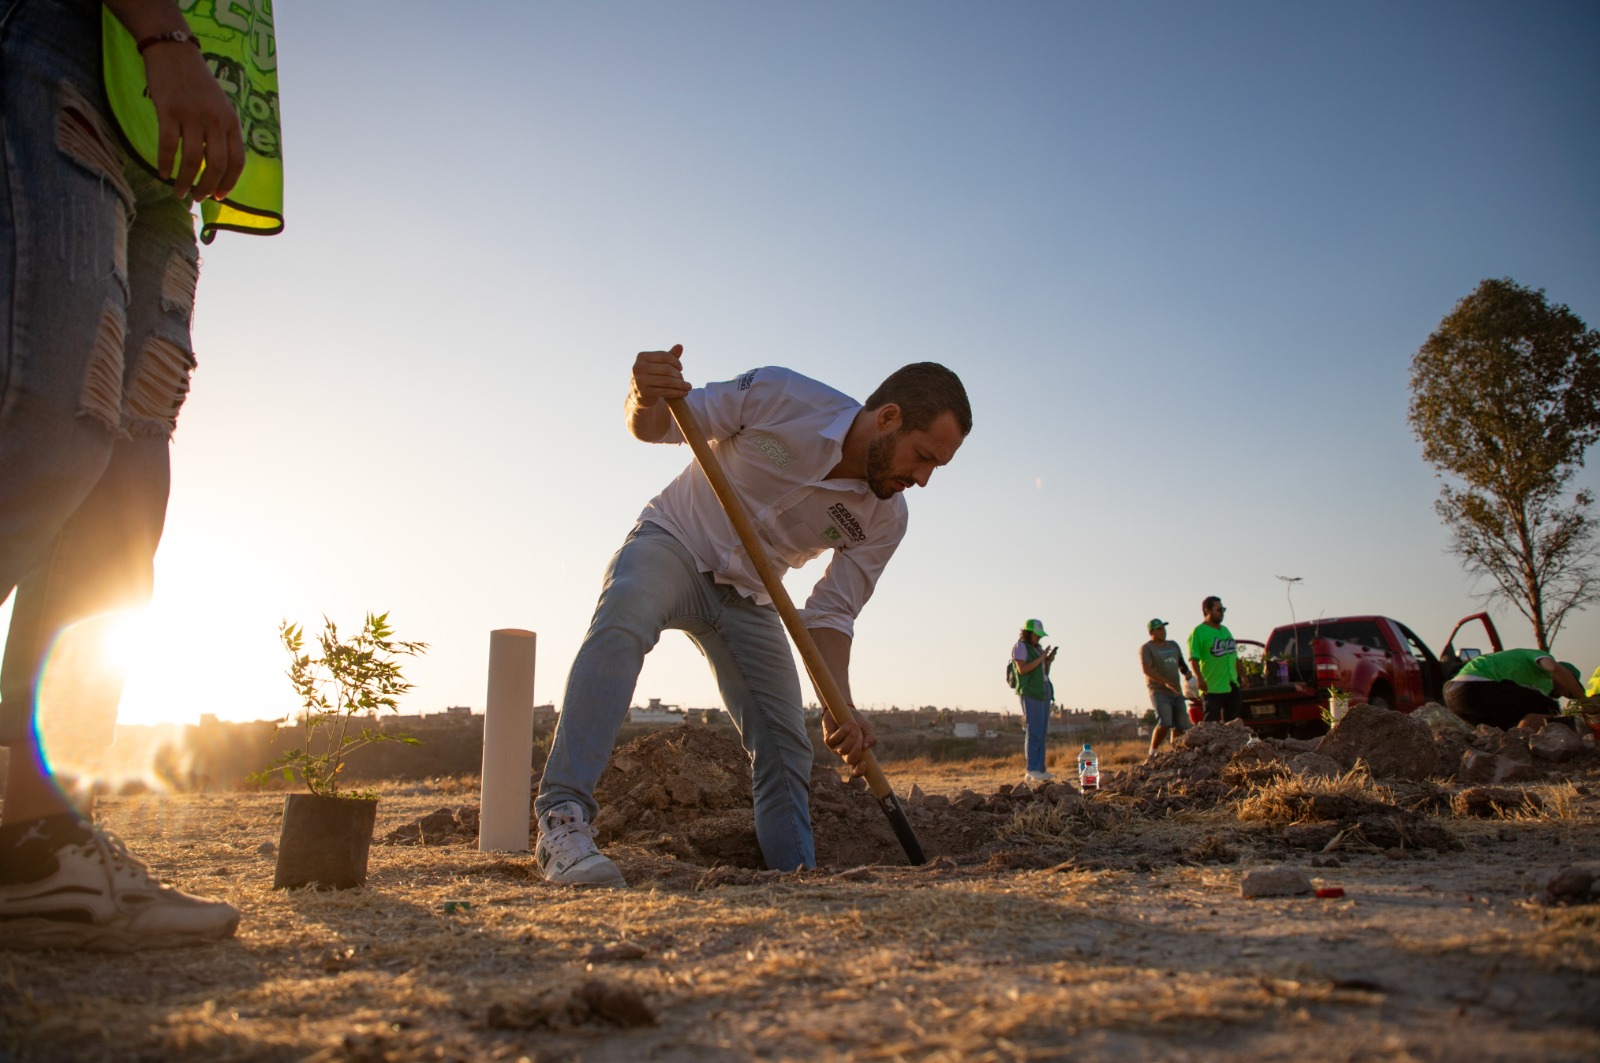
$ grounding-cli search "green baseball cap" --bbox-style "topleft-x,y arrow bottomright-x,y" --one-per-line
1022,619 -> 1048,637
1147,618 -> 1168,632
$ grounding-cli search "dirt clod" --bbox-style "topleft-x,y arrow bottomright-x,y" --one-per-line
1241,866 -> 1313,898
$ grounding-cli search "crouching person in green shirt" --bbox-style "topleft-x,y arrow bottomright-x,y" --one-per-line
1443,648 -> 1588,730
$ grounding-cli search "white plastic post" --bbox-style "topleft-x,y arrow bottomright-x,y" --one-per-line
478,628 -> 537,852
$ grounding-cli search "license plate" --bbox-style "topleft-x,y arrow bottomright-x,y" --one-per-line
1249,704 -> 1276,718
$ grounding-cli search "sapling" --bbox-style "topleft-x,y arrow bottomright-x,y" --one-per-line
252,612 -> 428,799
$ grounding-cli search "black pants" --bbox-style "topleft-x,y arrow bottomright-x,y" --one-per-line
1202,686 -> 1242,723
1444,679 -> 1559,730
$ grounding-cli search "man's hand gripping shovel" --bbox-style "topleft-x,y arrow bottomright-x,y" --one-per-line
665,397 -> 928,865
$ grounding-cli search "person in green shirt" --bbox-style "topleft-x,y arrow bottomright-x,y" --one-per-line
1443,648 -> 1588,730
1012,619 -> 1058,782
1188,596 -> 1243,722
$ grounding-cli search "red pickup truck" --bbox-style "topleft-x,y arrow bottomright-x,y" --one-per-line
1190,612 -> 1503,737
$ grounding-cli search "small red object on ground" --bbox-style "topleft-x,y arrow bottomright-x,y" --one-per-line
1315,887 -> 1345,899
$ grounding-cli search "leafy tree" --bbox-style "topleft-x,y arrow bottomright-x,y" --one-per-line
1408,278 -> 1600,649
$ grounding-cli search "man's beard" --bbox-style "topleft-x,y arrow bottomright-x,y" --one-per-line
865,429 -> 907,500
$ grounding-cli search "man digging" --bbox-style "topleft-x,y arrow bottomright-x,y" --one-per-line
534,345 -> 971,886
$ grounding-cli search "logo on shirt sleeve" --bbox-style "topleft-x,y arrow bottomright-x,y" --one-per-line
736,369 -> 758,390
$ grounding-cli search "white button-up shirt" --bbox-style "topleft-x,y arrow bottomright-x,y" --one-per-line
639,366 -> 909,637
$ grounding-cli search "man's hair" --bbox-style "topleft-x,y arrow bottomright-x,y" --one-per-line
1202,595 -> 1221,613
864,362 -> 972,436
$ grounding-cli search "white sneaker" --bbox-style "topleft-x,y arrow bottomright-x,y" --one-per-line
535,802 -> 625,887
1022,770 -> 1056,784
0,827 -> 238,951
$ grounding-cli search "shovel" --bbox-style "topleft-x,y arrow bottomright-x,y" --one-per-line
665,397 -> 928,865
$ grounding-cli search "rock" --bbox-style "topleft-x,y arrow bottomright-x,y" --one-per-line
1182,721 -> 1255,756
1283,824 -> 1341,850
908,784 -> 925,804
1481,729 -> 1533,763
1041,783 -> 1081,807
1496,759 -> 1545,783
1413,702 -> 1474,735
1318,703 -> 1437,779
418,807 -> 458,835
664,775 -> 702,806
921,794 -> 951,811
1241,866 -> 1314,898
1542,861 -> 1600,905
487,978 -> 656,1030
1288,752 -> 1344,779
591,806 -> 627,838
952,790 -> 984,811
257,841 -> 276,856
1458,749 -> 1503,784
1529,724 -> 1585,762
582,941 -> 648,963
1458,746 -> 1543,784
1452,786 -> 1541,817
1431,731 -> 1474,779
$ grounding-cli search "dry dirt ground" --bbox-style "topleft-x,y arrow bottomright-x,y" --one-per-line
3,712 -> 1599,1062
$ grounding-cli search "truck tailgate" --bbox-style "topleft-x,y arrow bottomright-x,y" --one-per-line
1240,684 -> 1322,722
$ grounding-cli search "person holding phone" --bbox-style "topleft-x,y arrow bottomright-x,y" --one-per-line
1013,619 -> 1058,782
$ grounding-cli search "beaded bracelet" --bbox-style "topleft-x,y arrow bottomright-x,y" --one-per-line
136,30 -> 202,55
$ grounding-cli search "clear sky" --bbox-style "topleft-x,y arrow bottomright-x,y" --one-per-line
15,0 -> 1600,732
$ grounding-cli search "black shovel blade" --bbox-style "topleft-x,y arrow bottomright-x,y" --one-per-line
876,791 -> 927,865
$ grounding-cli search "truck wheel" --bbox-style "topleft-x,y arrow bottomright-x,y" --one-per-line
1367,688 -> 1392,711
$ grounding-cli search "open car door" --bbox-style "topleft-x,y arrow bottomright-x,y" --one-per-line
1439,612 -> 1503,681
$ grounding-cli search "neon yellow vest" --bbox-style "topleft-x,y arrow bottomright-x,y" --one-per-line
101,3 -> 284,243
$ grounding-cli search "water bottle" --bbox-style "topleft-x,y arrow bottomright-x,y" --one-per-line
1077,743 -> 1099,791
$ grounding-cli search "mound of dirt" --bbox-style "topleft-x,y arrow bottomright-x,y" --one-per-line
383,804 -> 480,845
380,713 -> 1597,872
590,725 -> 1022,869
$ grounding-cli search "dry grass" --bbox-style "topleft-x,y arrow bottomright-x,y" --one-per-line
1234,765 -> 1392,823
5,763 -> 1600,1062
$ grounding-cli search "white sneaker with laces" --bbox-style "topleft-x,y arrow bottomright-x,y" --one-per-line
535,801 -> 625,887
1022,770 -> 1056,784
0,827 -> 238,951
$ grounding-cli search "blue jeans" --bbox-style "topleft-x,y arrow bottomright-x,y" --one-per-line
1150,690 -> 1189,730
536,522 -> 816,871
1020,696 -> 1050,773
0,0 -> 201,745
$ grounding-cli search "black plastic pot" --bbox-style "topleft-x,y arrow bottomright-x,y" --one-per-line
274,792 -> 377,889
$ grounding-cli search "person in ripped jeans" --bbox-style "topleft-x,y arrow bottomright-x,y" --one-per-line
0,0 -> 245,950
